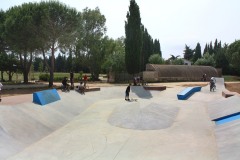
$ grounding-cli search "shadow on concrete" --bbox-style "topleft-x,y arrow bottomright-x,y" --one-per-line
131,86 -> 152,99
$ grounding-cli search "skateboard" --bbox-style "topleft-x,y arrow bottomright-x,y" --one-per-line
125,98 -> 137,102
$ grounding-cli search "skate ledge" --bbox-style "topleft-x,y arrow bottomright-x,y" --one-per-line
222,90 -> 239,98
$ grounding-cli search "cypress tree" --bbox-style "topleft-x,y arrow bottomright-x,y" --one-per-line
125,0 -> 142,75
203,43 -> 208,55
193,42 -> 202,63
209,41 -> 214,55
153,39 -> 162,56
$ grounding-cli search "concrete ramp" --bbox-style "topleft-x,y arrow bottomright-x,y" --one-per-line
215,119 -> 240,160
207,93 -> 240,160
0,91 -> 92,160
208,95 -> 240,120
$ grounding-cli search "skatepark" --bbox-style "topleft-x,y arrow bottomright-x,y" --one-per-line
1,78 -> 240,160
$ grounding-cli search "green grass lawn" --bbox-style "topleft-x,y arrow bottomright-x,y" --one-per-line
2,72 -> 106,83
223,75 -> 240,82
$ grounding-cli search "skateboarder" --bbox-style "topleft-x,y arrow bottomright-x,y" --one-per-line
125,84 -> 131,101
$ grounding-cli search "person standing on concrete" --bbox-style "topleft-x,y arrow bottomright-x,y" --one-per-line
0,81 -> 3,102
125,84 -> 131,101
83,74 -> 88,88
70,72 -> 74,89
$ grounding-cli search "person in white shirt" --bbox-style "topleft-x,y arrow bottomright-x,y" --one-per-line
78,81 -> 85,94
0,82 -> 3,102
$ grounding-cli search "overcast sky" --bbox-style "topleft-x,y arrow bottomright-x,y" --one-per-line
1,0 -> 240,59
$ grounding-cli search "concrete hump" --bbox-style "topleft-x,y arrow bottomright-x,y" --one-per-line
108,102 -> 179,130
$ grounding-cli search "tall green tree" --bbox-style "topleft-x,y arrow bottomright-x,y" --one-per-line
79,7 -> 106,79
203,44 -> 208,55
125,0 -> 142,75
183,45 -> 194,60
141,27 -> 153,71
102,37 -> 126,73
153,39 -> 161,56
4,3 -> 41,83
192,43 -> 202,63
215,45 -> 229,74
38,1 -> 80,87
0,10 -> 7,80
226,40 -> 240,74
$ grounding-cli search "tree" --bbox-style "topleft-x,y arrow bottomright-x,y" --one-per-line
169,54 -> 180,61
203,44 -> 208,55
148,54 -> 164,64
226,40 -> 240,74
209,41 -> 214,55
79,7 -> 106,79
215,46 -> 229,74
4,3 -> 41,83
183,45 -> 194,60
141,27 -> 153,71
194,52 -> 216,67
38,1 -> 80,87
102,37 -> 126,73
192,43 -> 202,63
153,39 -> 161,56
125,0 -> 143,75
0,10 -> 8,80
55,54 -> 66,72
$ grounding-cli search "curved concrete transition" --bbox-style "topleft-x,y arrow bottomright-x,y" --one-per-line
1,79 -> 240,160
108,102 -> 179,130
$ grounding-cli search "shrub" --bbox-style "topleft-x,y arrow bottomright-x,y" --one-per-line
39,73 -> 50,81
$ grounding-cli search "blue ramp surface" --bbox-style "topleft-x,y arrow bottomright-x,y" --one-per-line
214,112 -> 240,125
33,89 -> 61,105
177,86 -> 201,100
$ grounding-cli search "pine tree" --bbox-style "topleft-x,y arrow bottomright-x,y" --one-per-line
125,0 -> 143,75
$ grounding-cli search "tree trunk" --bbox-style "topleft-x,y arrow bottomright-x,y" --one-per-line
49,46 -> 55,88
23,70 -> 28,83
1,71 -> 3,81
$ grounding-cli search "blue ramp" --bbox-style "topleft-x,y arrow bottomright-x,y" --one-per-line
177,86 -> 201,100
33,89 -> 61,106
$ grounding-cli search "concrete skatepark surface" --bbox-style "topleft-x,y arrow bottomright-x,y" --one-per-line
0,78 -> 240,160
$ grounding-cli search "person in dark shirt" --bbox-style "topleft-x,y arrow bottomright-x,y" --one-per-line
62,77 -> 70,91
125,83 -> 131,101
70,72 -> 74,89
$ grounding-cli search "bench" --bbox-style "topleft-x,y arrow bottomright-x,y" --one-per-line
177,86 -> 201,100
85,88 -> 100,92
144,86 -> 166,91
75,87 -> 100,94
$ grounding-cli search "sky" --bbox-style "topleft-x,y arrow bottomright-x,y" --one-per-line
1,0 -> 240,59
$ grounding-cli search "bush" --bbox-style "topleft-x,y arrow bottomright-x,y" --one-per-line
39,73 -> 50,81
